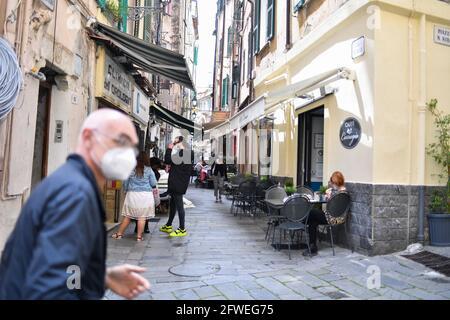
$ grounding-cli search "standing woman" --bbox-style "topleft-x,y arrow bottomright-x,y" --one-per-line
112,152 -> 157,241
211,158 -> 227,203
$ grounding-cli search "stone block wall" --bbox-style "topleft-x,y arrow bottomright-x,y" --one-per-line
342,183 -> 446,256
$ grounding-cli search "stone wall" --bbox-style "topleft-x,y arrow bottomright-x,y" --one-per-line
341,183 -> 446,256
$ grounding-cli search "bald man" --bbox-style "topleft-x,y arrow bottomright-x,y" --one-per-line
0,109 -> 150,300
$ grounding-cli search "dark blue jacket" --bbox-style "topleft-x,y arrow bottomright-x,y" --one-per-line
0,154 -> 106,299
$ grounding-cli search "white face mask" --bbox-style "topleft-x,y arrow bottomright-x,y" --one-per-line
100,147 -> 137,180
91,134 -> 137,180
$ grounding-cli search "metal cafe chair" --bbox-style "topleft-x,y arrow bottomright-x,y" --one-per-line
254,179 -> 276,215
274,194 -> 314,260
264,186 -> 288,243
229,174 -> 246,214
319,191 -> 352,256
232,180 -> 257,218
296,185 -> 314,197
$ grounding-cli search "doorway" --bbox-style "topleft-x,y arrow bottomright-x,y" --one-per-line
31,83 -> 52,190
297,106 -> 324,191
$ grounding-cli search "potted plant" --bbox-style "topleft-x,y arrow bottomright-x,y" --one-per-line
318,185 -> 328,201
284,179 -> 295,196
244,173 -> 254,181
105,0 -> 121,22
426,99 -> 450,246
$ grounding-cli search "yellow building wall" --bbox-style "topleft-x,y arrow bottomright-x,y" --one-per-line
259,6 -> 375,185
257,1 -> 450,187
373,7 -> 450,186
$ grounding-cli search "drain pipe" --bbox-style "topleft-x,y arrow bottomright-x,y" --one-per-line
417,13 -> 427,243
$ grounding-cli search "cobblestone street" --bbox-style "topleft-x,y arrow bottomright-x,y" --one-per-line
105,187 -> 450,300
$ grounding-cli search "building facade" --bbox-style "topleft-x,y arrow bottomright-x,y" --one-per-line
207,0 -> 450,255
0,0 -> 196,252
0,0 -> 102,251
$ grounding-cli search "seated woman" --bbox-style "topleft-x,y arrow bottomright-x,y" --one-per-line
304,171 -> 346,256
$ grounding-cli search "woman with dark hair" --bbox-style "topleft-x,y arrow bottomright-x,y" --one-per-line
134,156 -> 163,234
112,151 -> 157,241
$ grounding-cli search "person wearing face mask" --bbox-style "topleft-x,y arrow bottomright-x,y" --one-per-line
0,109 -> 150,300
302,171 -> 347,257
111,151 -> 157,241
159,136 -> 192,237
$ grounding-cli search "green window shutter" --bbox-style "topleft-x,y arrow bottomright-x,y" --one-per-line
119,0 -> 128,32
253,0 -> 260,54
194,46 -> 198,65
222,76 -> 229,107
98,0 -> 106,10
267,0 -> 275,41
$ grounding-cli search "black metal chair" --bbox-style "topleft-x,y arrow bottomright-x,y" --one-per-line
264,186 -> 288,243
275,194 -> 314,259
255,180 -> 276,215
229,174 -> 246,213
296,185 -> 314,197
232,180 -> 257,217
320,191 -> 352,256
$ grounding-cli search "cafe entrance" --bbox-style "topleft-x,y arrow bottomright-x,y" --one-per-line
297,106 -> 324,191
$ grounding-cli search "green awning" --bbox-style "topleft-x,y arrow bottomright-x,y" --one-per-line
150,104 -> 201,134
89,22 -> 195,91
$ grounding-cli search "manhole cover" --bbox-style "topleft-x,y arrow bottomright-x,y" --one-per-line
169,262 -> 221,277
402,251 -> 450,277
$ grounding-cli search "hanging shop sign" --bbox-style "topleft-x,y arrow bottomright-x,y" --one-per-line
132,87 -> 150,126
340,117 -> 361,149
434,25 -> 450,47
103,53 -> 132,112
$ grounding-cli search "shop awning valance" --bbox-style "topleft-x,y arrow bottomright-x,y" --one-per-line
89,22 -> 195,91
150,104 -> 200,134
265,67 -> 355,107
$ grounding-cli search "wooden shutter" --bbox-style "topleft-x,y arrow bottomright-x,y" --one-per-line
267,0 -> 275,41
222,76 -> 229,107
253,0 -> 260,54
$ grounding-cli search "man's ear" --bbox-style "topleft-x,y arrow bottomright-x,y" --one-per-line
82,129 -> 94,149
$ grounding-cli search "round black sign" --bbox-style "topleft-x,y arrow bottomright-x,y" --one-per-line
340,117 -> 361,149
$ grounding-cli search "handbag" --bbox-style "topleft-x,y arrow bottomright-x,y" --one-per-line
153,187 -> 161,207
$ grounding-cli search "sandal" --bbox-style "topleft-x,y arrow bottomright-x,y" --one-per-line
136,236 -> 144,242
111,233 -> 123,239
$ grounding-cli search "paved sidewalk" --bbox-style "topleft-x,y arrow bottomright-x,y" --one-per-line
105,187 -> 450,300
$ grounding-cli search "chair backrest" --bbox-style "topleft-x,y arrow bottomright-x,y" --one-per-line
326,191 -> 351,218
231,174 -> 245,185
265,186 -> 287,200
256,180 -> 276,195
280,194 -> 313,222
239,180 -> 257,196
296,185 -> 314,197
